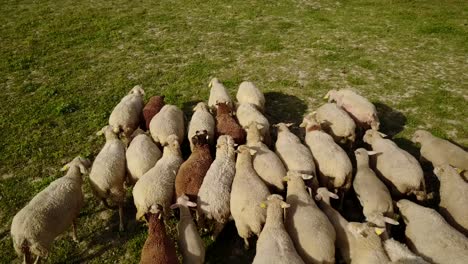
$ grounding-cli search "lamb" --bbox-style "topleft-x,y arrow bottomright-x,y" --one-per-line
236,103 -> 271,146
187,102 -> 215,151
363,130 -> 428,200
300,114 -> 352,201
384,239 -> 430,264
230,145 -> 271,249
139,205 -> 179,264
252,194 -> 305,264
149,104 -> 185,145
236,81 -> 265,112
353,148 -> 398,230
396,199 -> 468,264
246,121 -> 286,192
284,172 -> 336,264
175,131 -> 213,202
315,188 -> 390,264
11,156 -> 91,264
170,195 -> 205,264
109,85 -> 145,137
133,135 -> 183,220
89,125 -> 127,231
215,102 -> 246,145
197,135 -> 236,238
208,77 -> 233,110
143,95 -> 165,130
126,129 -> 162,185
433,164 -> 468,235
411,129 -> 468,171
324,89 -> 379,130
314,103 -> 356,145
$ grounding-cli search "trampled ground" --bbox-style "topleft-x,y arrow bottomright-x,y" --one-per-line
0,0 -> 467,263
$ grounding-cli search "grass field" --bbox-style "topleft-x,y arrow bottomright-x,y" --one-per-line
0,0 -> 467,263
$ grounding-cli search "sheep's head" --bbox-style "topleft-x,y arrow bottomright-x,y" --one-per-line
245,121 -> 264,144
433,164 -> 459,181
236,145 -> 256,156
129,85 -> 145,96
192,130 -> 209,147
193,102 -> 209,112
411,130 -> 431,144
260,194 -> 290,209
215,102 -> 232,116
370,115 -> 380,131
145,204 -> 164,221
315,187 -> 339,205
148,95 -> 165,106
347,222 -> 386,238
273,122 -> 293,132
209,77 -> 220,88
170,194 -> 197,210
354,148 -> 380,164
300,113 -> 320,131
164,135 -> 180,153
324,89 -> 338,102
61,156 -> 91,174
96,125 -> 119,140
365,212 -> 399,228
395,199 -> 418,224
284,171 -> 313,182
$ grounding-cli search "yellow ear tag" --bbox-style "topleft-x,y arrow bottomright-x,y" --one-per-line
456,168 -> 464,174
260,203 -> 267,209
374,228 -> 385,236
60,165 -> 69,171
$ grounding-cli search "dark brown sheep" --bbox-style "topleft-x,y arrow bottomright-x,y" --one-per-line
140,205 -> 179,264
175,131 -> 213,202
215,102 -> 246,145
143,96 -> 165,130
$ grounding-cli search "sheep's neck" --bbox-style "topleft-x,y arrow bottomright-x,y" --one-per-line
193,145 -> 211,157
289,179 -> 315,205
178,206 -> 192,220
148,214 -> 166,236
236,152 -> 253,169
163,147 -> 181,158
356,156 -> 370,169
306,125 -> 321,133
265,203 -> 285,228
65,166 -> 83,184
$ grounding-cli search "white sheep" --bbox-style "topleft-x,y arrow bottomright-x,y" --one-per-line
246,121 -> 286,191
396,199 -> 468,264
384,239 -> 430,264
353,148 -> 398,230
236,103 -> 271,146
126,129 -> 162,185
208,77 -> 233,110
253,194 -> 305,264
170,195 -> 205,264
412,129 -> 468,171
230,145 -> 270,249
324,88 -> 380,130
108,85 -> 145,137
11,156 -> 91,263
314,103 -> 356,145
89,125 -> 127,231
236,81 -> 265,112
300,114 -> 352,202
197,135 -> 236,239
149,104 -> 185,145
133,135 -> 183,220
284,172 -> 336,264
187,102 -> 215,151
363,130 -> 428,200
433,164 -> 468,235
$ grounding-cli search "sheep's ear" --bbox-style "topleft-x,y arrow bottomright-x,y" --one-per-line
299,122 -> 306,128
60,164 -> 69,171
233,143 -> 239,147
281,202 -> 290,208
306,187 -> 312,196
256,124 -> 264,130
209,81 -> 213,88
286,123 -> 294,127
78,164 -> 88,174
249,149 -> 257,156
384,217 -> 399,225
170,204 -> 179,210
374,228 -> 386,236
301,174 -> 314,180
324,92 -> 330,100
282,176 -> 290,182
329,192 -> 339,200
186,201 -> 197,208
260,203 -> 267,208
272,124 -> 279,128
378,132 -> 387,137
456,167 -> 464,174
96,130 -> 104,136
366,150 -> 381,156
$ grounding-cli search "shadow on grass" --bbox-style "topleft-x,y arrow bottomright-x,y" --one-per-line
374,102 -> 406,137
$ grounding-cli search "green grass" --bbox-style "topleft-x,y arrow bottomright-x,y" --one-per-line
1,0 -> 467,263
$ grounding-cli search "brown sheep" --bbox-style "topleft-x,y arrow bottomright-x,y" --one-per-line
140,205 -> 179,264
215,102 -> 246,145
175,131 -> 213,202
143,96 -> 165,130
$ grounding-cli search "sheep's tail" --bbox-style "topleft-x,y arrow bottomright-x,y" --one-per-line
19,240 -> 33,264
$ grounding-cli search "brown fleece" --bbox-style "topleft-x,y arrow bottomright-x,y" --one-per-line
175,132 -> 213,201
215,102 -> 246,145
140,212 -> 179,264
143,96 -> 165,130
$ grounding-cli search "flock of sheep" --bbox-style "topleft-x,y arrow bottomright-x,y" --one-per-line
10,78 -> 468,264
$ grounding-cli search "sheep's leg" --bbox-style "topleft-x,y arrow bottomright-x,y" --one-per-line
102,198 -> 118,210
71,220 -> 78,242
211,222 -> 226,240
243,238 -> 250,250
119,204 -> 125,232
33,256 -> 41,264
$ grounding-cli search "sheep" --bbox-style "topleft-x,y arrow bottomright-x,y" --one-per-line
246,121 -> 286,192
11,156 -> 91,264
187,102 -> 215,151
252,194 -> 305,264
230,145 -> 271,249
315,188 -> 390,264
314,103 -> 356,145
89,125 -> 127,231
363,129 -> 428,201
109,85 -> 145,137
175,131 -> 213,202
133,135 -> 183,220
149,104 -> 185,145
126,129 -> 162,185
140,205 -> 179,264
170,195 -> 205,264
143,95 -> 165,130
215,102 -> 246,145
208,77 -> 233,110
433,164 -> 468,235
284,172 -> 336,264
324,88 -> 380,130
300,114 -> 352,203
411,129 -> 468,171
396,199 -> 468,264
236,81 -> 265,112
384,239 -> 430,264
197,135 -> 236,239
236,103 -> 271,146
353,148 -> 398,230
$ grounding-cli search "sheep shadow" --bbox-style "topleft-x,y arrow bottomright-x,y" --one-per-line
373,102 -> 406,137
